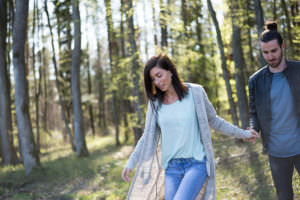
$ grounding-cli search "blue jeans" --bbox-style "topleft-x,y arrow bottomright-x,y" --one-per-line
268,154 -> 300,200
164,158 -> 207,200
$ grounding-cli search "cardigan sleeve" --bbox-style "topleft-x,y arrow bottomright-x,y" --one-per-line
125,102 -> 156,169
201,86 -> 252,138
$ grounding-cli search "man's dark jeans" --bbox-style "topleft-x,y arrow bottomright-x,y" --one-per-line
268,154 -> 300,200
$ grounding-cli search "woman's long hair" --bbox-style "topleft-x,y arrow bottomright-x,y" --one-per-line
144,53 -> 188,110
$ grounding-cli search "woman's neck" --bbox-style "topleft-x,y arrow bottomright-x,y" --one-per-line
163,86 -> 178,104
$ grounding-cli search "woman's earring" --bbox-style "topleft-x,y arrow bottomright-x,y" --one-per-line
152,85 -> 157,95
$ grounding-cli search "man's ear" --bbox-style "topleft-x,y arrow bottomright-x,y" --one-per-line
281,42 -> 285,50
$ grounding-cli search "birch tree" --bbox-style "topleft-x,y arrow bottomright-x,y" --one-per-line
71,0 -> 89,156
13,0 -> 39,175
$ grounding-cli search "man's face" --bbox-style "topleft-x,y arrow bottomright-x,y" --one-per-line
260,39 -> 284,68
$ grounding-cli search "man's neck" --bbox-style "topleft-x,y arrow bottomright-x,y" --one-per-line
269,58 -> 287,73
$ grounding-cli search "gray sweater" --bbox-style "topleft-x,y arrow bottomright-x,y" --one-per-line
125,83 -> 252,200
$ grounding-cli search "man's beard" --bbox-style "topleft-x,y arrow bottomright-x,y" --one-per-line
268,51 -> 283,68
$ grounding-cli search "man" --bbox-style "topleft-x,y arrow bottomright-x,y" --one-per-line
248,21 -> 300,200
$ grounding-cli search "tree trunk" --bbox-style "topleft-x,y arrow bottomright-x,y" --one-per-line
125,0 -> 143,144
246,0 -> 256,74
160,0 -> 168,49
12,0 -> 39,175
230,0 -> 249,129
280,0 -> 294,55
104,0 -> 120,146
253,0 -> 266,66
44,0 -> 76,151
207,0 -> 239,126
71,0 -> 89,156
31,0 -> 42,156
95,41 -> 107,133
273,0 -> 277,20
151,0 -> 158,47
0,0 -> 18,165
87,56 -> 95,136
181,0 -> 189,37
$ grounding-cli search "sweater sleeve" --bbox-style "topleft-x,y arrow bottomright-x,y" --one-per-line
201,86 -> 252,138
125,102 -> 155,169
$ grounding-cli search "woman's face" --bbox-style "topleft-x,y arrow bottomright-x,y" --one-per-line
149,66 -> 173,92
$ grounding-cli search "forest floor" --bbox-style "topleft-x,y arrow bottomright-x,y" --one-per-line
0,131 -> 299,200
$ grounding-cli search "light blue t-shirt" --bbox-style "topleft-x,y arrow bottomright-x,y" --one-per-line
269,72 -> 300,157
157,88 -> 206,169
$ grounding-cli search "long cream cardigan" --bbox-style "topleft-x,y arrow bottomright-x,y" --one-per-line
125,83 -> 252,200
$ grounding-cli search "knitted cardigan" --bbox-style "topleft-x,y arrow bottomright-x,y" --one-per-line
125,83 -> 252,200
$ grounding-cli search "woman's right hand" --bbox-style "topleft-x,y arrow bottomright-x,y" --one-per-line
122,168 -> 132,182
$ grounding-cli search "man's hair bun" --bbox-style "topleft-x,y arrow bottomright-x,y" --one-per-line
265,21 -> 277,31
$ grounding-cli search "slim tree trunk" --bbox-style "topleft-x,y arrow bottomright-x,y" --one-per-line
125,0 -> 143,144
230,0 -> 249,129
151,0 -> 158,47
181,0 -> 189,37
104,0 -> 120,146
31,0 -> 41,155
87,53 -> 95,136
207,0 -> 239,126
280,0 -> 294,55
13,0 -> 39,175
95,41 -> 107,133
160,0 -> 168,49
246,0 -> 256,74
273,0 -> 277,20
253,0 -> 266,66
44,0 -> 76,151
0,0 -> 18,165
71,0 -> 89,156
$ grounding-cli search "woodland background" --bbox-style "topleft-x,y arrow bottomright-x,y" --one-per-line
0,0 -> 299,199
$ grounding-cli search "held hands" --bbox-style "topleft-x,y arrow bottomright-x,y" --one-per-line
247,128 -> 260,144
122,168 -> 132,182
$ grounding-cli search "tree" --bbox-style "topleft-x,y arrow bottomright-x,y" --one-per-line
12,0 -> 39,175
0,0 -> 18,165
71,0 -> 89,156
104,0 -> 121,146
44,0 -> 76,151
253,0 -> 265,66
160,0 -> 168,48
230,0 -> 249,129
207,0 -> 239,126
124,0 -> 144,144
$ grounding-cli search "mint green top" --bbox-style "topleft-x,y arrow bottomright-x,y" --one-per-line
157,88 -> 206,169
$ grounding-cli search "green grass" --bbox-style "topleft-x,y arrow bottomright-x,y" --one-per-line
0,131 -> 299,200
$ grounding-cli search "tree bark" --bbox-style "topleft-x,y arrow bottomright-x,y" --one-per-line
0,0 -> 18,165
96,41 -> 107,133
105,0 -> 121,146
253,0 -> 266,66
12,0 -> 39,175
207,0 -> 239,126
280,0 -> 294,55
151,0 -> 158,47
160,0 -> 168,48
31,0 -> 42,156
125,0 -> 143,144
71,0 -> 89,156
230,0 -> 249,129
44,0 -> 76,151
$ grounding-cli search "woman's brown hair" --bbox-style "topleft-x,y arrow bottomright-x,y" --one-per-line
144,53 -> 188,110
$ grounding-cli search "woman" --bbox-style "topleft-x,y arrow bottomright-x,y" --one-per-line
122,53 -> 258,200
